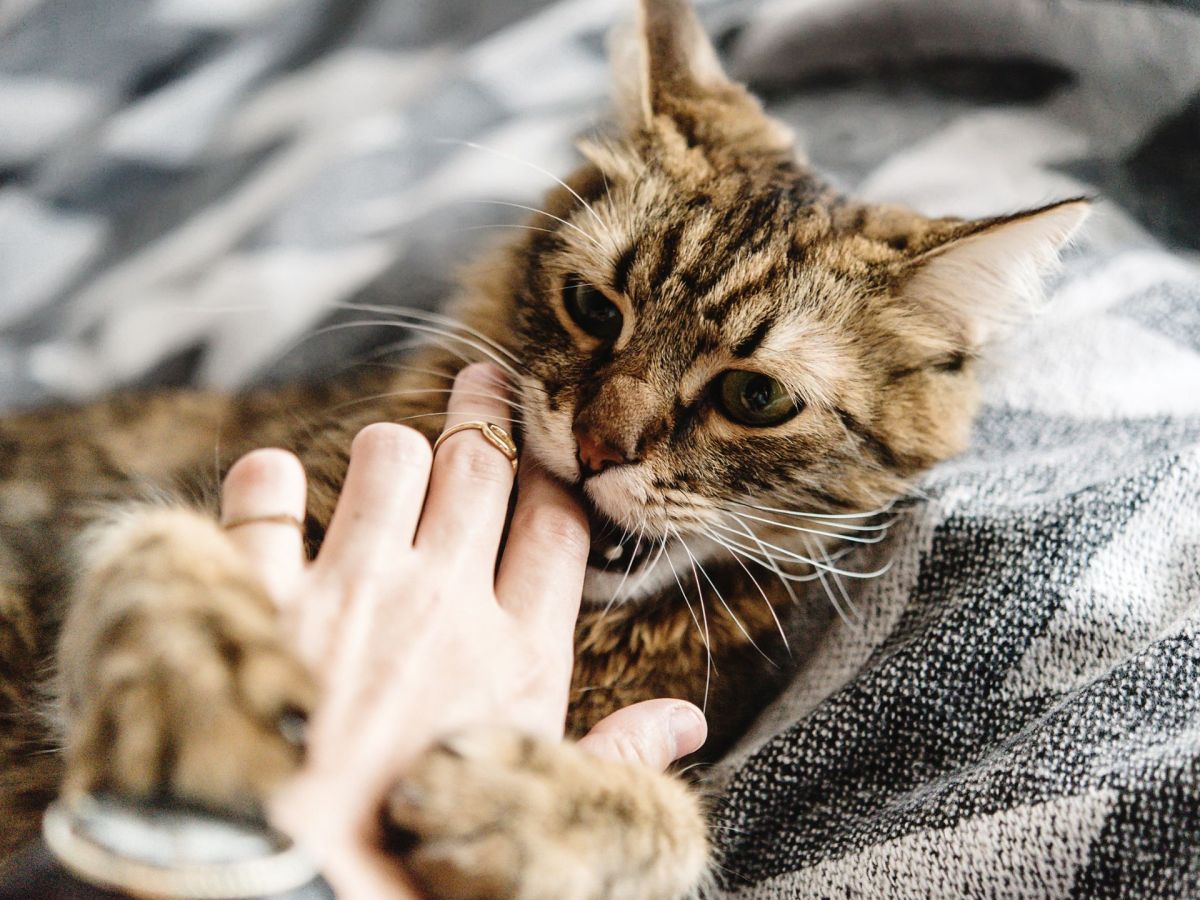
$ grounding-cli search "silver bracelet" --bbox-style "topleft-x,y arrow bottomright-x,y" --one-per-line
43,794 -> 323,899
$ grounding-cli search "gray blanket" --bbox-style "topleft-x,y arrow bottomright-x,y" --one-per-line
2,0 -> 1199,896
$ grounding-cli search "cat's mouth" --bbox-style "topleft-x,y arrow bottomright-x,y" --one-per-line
584,505 -> 661,573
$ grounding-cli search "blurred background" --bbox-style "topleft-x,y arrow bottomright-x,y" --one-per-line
0,0 -> 1197,411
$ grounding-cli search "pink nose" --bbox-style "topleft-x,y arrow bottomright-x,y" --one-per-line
573,423 -> 628,474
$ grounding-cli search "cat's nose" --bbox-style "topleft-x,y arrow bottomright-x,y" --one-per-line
574,422 -> 633,475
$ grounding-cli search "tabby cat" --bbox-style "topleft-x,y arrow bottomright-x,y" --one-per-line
0,0 -> 1086,896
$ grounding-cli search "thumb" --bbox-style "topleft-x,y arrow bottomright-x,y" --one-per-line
576,699 -> 707,771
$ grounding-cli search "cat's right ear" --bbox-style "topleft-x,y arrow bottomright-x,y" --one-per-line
610,0 -> 727,126
608,0 -> 792,154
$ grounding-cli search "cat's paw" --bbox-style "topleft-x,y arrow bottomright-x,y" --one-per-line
58,508 -> 315,814
384,727 -> 709,900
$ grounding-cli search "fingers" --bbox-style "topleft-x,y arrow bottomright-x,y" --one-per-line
318,424 -> 434,573
415,364 -> 517,565
221,449 -> 308,602
495,460 -> 588,633
577,700 -> 707,772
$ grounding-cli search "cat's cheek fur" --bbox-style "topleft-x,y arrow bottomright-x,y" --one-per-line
522,394 -> 582,484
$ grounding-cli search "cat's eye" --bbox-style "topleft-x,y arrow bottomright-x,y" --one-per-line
563,275 -> 623,340
715,370 -> 801,427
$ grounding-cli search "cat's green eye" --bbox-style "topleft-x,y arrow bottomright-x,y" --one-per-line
715,370 -> 801,427
563,276 -> 623,340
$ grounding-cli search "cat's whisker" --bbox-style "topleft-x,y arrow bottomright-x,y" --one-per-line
730,497 -> 897,525
459,223 -> 572,245
470,200 -> 608,254
602,517 -> 647,616
718,506 -> 889,544
302,319 -> 526,382
818,539 -> 863,626
629,532 -> 671,598
662,532 -> 712,714
327,301 -> 526,368
437,138 -> 616,251
707,521 -> 893,580
675,528 -> 780,668
802,534 -> 859,629
323,387 -> 533,416
718,513 -> 805,608
381,331 -> 533,396
359,360 -> 458,382
710,517 -> 794,653
377,320 -> 530,380
360,410 -> 519,427
697,526 -> 825,584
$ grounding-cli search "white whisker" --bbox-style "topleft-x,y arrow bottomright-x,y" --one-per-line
707,521 -> 893,579
470,199 -> 607,253
803,535 -> 861,628
698,526 -> 822,584
731,497 -> 896,524
820,539 -> 862,626
328,301 -> 525,367
324,387 -> 533,416
713,517 -> 794,653
721,507 -> 889,544
602,516 -> 646,617
302,319 -> 524,381
662,535 -> 712,713
438,138 -> 614,250
718,513 -> 804,606
674,527 -> 779,667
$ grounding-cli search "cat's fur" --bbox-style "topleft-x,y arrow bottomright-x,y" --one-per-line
0,1 -> 1086,896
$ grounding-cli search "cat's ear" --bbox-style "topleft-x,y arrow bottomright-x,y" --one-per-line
609,0 -> 792,153
899,198 -> 1091,348
613,0 -> 727,122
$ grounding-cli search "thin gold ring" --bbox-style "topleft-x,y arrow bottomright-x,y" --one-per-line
433,421 -> 519,474
221,513 -> 305,533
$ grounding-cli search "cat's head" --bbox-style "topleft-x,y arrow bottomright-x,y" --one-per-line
472,0 -> 1087,604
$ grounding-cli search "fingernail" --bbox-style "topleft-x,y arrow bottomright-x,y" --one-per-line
669,704 -> 708,756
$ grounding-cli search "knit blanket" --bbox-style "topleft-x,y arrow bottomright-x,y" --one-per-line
2,0 -> 1199,896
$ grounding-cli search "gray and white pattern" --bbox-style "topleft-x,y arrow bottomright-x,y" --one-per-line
2,0 -> 1198,896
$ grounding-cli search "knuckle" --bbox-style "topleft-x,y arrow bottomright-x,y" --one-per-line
591,729 -> 655,768
511,506 -> 589,557
453,362 -> 508,395
619,729 -> 659,768
353,422 -> 432,467
437,435 -> 512,484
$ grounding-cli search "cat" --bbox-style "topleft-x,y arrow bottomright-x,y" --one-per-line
0,0 -> 1087,896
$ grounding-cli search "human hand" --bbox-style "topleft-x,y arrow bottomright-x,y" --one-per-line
219,363 -> 706,897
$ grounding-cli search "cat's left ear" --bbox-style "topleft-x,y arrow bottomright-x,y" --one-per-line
609,0 -> 793,154
900,198 -> 1091,348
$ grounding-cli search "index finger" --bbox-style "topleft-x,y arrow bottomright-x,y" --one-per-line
494,459 -> 589,632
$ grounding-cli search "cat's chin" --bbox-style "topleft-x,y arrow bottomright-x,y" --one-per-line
579,504 -> 724,607
580,504 -> 668,605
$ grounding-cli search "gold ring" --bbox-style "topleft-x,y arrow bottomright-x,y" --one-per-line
433,421 -> 519,474
221,513 -> 306,533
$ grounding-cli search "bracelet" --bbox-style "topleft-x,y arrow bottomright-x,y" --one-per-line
43,794 -> 324,899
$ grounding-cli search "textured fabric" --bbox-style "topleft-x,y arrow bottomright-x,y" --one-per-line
2,0 -> 1199,896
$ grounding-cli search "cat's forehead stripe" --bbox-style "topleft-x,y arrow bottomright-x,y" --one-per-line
731,315 -> 774,359
612,244 -> 638,297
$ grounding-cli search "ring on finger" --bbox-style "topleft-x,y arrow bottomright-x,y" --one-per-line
432,421 -> 518,474
221,513 -> 306,533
